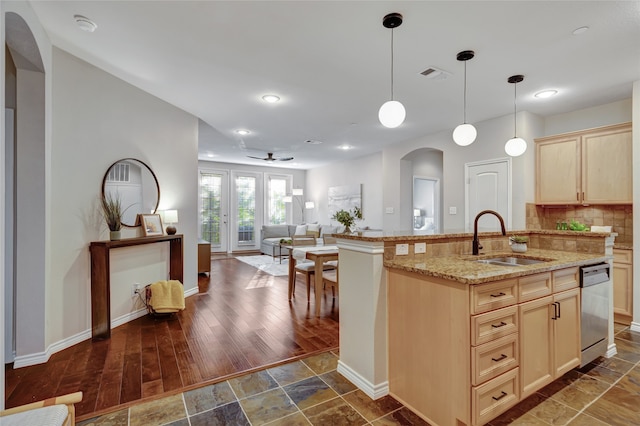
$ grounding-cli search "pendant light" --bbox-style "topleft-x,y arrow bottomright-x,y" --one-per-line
452,50 -> 477,146
378,13 -> 405,128
504,75 -> 527,157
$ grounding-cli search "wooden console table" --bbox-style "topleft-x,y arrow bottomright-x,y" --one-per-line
89,234 -> 183,340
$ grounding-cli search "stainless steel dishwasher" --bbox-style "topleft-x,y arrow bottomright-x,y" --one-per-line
580,263 -> 610,367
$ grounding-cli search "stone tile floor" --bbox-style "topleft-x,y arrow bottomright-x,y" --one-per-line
78,325 -> 640,425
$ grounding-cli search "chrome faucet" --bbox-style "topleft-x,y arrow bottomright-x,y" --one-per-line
472,210 -> 506,255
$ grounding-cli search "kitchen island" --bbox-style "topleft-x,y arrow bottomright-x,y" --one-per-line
334,230 -> 615,426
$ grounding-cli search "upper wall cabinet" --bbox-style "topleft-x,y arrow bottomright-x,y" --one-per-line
535,122 -> 632,205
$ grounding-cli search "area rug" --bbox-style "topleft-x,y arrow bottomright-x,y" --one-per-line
236,255 -> 289,276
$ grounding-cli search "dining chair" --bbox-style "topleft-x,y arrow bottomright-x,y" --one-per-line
322,266 -> 339,298
292,236 -> 336,301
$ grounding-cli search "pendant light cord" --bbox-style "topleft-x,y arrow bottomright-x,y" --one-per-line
463,60 -> 468,123
390,28 -> 395,101
513,82 -> 517,138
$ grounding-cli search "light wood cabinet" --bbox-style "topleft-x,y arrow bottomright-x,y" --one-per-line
613,248 -> 633,325
535,122 -> 631,205
388,267 -> 580,425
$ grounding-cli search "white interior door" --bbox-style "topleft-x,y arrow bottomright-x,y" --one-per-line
199,169 -> 229,253
465,158 -> 511,232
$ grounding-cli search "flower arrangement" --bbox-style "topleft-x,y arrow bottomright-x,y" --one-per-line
332,206 -> 363,232
100,192 -> 123,232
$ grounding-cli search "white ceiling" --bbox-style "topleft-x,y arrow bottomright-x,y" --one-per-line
28,1 -> 640,169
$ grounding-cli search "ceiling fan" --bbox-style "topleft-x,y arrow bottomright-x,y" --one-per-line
247,152 -> 294,162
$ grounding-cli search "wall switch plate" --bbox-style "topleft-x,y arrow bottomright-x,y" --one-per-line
385,207 -> 394,214
414,242 -> 426,254
396,243 -> 409,255
449,206 -> 457,215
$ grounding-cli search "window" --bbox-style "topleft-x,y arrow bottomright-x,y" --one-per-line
266,175 -> 289,225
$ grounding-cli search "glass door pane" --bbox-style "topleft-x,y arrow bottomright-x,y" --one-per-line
200,170 -> 228,252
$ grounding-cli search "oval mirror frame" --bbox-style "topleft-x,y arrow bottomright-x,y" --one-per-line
101,158 -> 160,227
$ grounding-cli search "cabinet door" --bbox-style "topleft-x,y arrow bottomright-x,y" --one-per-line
553,289 -> 581,377
613,261 -> 633,323
519,296 -> 554,399
582,124 -> 632,204
535,136 -> 581,204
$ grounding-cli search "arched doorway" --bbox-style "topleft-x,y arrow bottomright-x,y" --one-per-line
4,11 -> 46,363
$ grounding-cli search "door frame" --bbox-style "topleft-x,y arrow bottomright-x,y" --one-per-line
464,157 -> 512,232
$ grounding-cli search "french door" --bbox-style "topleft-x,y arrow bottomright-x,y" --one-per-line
230,171 -> 262,252
199,169 -> 229,253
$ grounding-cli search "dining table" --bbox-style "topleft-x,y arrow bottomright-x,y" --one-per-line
286,245 -> 339,317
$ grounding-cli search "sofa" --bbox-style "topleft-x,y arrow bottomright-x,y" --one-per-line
260,223 -> 341,257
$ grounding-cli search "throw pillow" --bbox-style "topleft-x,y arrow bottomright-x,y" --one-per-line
320,225 -> 338,236
306,223 -> 321,237
294,225 -> 308,235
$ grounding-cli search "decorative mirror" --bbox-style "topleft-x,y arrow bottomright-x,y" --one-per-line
102,158 -> 160,227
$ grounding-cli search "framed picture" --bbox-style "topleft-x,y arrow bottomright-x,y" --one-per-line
140,214 -> 164,236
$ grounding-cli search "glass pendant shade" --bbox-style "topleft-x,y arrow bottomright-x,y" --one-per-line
505,137 -> 527,157
378,100 -> 406,128
453,123 -> 477,146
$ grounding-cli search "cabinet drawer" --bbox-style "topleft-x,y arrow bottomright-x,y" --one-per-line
471,306 -> 518,346
471,334 -> 519,386
471,279 -> 518,314
519,273 -> 552,303
472,367 -> 520,426
553,268 -> 578,293
614,249 -> 632,264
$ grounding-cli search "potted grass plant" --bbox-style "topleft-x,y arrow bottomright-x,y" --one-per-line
509,235 -> 529,253
100,192 -> 123,240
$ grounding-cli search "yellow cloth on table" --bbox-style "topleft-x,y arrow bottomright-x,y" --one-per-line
149,280 -> 184,313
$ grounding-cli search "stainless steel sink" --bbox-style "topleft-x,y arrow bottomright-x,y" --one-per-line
473,256 -> 549,267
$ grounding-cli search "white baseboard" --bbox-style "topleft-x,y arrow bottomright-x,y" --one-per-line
606,342 -> 618,358
337,360 -> 389,400
13,287 -> 199,368
630,321 -> 640,333
13,328 -> 91,368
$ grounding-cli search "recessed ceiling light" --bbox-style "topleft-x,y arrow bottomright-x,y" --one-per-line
236,129 -> 250,136
534,90 -> 558,99
572,26 -> 589,35
339,145 -> 352,150
305,139 -> 323,145
262,95 -> 280,103
74,15 -> 97,32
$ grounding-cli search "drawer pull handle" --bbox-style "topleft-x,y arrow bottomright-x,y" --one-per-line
490,292 -> 506,298
492,391 -> 507,401
491,321 -> 507,328
492,354 -> 507,362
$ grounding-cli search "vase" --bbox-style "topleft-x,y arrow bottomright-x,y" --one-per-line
511,243 -> 527,253
110,230 -> 121,241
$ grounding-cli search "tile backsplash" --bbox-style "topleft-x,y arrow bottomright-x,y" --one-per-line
526,203 -> 632,244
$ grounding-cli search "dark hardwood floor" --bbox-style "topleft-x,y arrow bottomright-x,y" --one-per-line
4,255 -> 339,421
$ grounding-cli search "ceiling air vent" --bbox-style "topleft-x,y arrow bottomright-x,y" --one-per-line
420,67 -> 452,80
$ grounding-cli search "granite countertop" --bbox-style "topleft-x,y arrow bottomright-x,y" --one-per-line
384,248 -> 611,285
